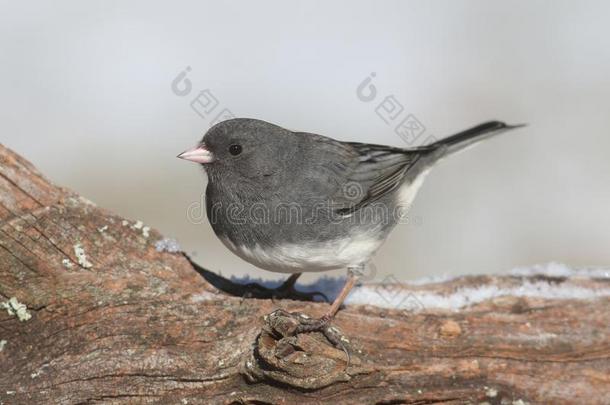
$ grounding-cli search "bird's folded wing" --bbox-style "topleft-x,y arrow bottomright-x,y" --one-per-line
332,142 -> 425,215
302,134 -> 427,215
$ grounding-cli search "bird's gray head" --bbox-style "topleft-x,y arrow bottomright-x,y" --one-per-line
178,118 -> 297,181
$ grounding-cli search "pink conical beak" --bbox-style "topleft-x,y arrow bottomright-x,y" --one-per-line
177,144 -> 214,164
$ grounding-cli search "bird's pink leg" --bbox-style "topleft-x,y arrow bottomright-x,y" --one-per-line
324,270 -> 358,318
294,268 -> 359,333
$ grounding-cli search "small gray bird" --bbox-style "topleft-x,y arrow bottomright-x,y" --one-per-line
178,118 -> 523,335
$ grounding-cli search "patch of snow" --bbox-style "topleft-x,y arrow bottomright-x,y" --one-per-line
142,226 -> 150,238
510,262 -> 609,279
155,238 -> 182,253
405,274 -> 456,286
228,263 -> 610,310
1,297 -> 32,321
0,340 -> 6,351
347,279 -> 610,310
97,225 -> 108,233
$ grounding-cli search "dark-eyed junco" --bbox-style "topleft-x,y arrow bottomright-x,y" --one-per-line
178,118 -> 524,338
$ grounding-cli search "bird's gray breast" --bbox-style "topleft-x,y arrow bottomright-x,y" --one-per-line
204,177 -> 403,273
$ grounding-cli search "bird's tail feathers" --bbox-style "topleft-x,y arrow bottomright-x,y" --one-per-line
423,121 -> 526,159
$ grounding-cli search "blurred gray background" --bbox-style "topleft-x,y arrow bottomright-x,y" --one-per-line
1,0 -> 609,282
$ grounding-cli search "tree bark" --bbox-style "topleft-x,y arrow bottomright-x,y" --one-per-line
0,143 -> 608,405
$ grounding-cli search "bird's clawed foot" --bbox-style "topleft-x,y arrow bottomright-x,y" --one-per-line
265,309 -> 352,365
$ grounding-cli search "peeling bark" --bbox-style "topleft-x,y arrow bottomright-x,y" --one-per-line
0,143 -> 608,405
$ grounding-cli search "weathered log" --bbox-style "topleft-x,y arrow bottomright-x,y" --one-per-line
0,143 -> 608,404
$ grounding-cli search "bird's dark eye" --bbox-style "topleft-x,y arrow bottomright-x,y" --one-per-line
229,144 -> 242,156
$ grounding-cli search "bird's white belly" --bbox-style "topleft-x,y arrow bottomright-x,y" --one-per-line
219,233 -> 383,273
